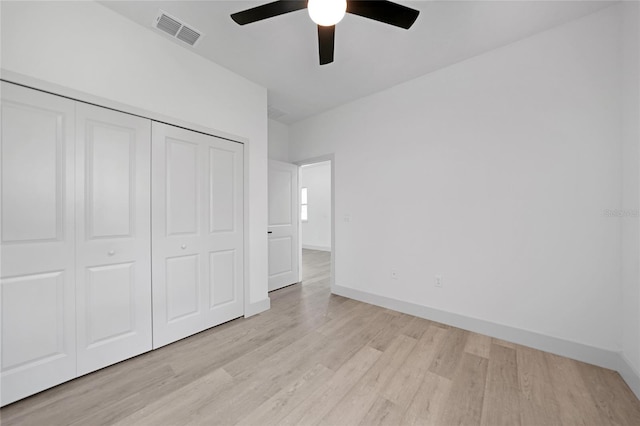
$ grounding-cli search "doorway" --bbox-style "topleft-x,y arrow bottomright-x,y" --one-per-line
297,158 -> 334,288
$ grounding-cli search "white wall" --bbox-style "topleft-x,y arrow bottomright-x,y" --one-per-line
291,6 -> 624,355
268,119 -> 290,162
621,1 -> 640,384
301,162 -> 332,251
0,1 -> 270,312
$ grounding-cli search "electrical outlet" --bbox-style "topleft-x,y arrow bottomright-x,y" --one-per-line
391,270 -> 398,280
435,274 -> 443,288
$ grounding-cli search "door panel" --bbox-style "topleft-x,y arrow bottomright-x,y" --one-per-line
268,168 -> 293,226
166,138 -> 199,236
1,83 -> 76,406
209,249 -> 236,307
152,123 -> 243,348
2,104 -> 61,242
84,263 -> 136,346
87,125 -> 133,238
75,103 -> 152,376
268,160 -> 299,291
209,147 -> 236,233
166,254 -> 201,323
2,272 -> 66,370
268,237 -> 294,276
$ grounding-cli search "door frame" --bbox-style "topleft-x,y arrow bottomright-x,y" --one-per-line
294,154 -> 335,290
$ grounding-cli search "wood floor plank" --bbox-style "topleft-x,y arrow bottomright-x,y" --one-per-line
401,371 -> 453,425
383,325 -> 447,408
577,362 -> 640,426
464,332 -> 492,359
316,299 -> 373,336
235,363 -> 334,426
110,368 -> 234,426
318,334 -> 417,426
166,320 -> 294,377
182,331 -> 331,425
367,311 -> 413,351
1,361 -> 176,426
309,308 -> 388,372
358,396 -> 404,426
438,353 -> 489,426
401,316 -> 434,340
516,345 -> 562,426
429,326 -> 469,379
545,352 -> 607,425
222,314 -> 328,377
278,345 -> 382,426
480,343 -> 520,426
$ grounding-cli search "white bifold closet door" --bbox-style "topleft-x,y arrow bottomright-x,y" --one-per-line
1,83 -> 153,406
151,122 -> 244,349
1,83 -> 77,405
74,103 -> 152,376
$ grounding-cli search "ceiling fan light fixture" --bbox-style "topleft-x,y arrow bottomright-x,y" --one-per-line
230,0 -> 420,65
308,0 -> 347,26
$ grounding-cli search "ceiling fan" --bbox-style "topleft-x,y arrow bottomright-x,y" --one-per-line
231,0 -> 420,65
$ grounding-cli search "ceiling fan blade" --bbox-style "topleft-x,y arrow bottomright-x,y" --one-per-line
346,0 -> 419,29
318,25 -> 335,65
231,0 -> 308,25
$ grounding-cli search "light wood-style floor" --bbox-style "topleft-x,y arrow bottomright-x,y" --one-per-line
2,249 -> 640,425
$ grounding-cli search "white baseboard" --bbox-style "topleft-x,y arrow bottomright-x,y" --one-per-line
302,244 -> 331,252
333,284 -> 640,400
245,297 -> 270,318
618,354 -> 640,399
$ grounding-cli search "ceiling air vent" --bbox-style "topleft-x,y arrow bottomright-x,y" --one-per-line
177,26 -> 200,45
154,10 -> 202,47
156,13 -> 181,36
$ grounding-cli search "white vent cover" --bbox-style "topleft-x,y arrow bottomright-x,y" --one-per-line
268,106 -> 287,119
154,10 -> 202,47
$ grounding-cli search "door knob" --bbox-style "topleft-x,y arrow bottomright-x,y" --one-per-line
181,244 -> 187,249
108,250 -> 115,256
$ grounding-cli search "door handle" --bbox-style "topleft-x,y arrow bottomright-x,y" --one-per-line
268,231 -> 273,234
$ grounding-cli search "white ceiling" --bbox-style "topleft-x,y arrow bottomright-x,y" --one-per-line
100,0 -> 615,124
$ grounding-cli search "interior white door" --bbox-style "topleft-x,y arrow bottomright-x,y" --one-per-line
1,83 -> 77,406
74,103 -> 152,375
152,122 -> 244,348
268,160 -> 299,291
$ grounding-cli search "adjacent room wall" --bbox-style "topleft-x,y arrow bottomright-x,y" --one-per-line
301,162 -> 332,251
0,1 -> 270,313
621,0 -> 640,392
291,5 -> 625,361
268,119 -> 291,162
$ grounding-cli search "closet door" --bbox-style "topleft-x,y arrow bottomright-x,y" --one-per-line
152,122 -> 244,348
75,104 -> 152,375
1,83 -> 76,406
